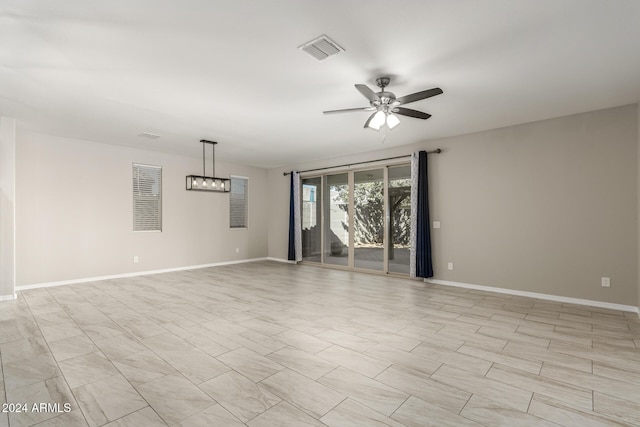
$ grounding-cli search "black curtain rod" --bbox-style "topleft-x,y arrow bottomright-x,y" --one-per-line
283,148 -> 441,176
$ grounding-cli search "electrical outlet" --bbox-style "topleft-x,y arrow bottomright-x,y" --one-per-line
447,262 -> 454,271
235,248 -> 240,254
601,277 -> 610,288
133,256 -> 139,264
433,221 -> 441,229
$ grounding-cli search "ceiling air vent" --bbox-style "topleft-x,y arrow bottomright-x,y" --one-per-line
299,35 -> 344,61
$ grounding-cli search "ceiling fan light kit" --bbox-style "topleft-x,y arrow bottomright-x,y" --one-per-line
386,113 -> 400,129
186,140 -> 231,192
369,111 -> 386,130
323,77 -> 443,131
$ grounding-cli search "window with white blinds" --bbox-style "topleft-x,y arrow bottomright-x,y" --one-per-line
230,176 -> 248,229
133,163 -> 162,232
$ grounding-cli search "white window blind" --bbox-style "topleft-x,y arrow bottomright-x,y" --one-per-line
230,176 -> 248,229
133,164 -> 162,232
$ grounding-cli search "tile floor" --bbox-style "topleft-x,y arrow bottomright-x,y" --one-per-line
1,261 -> 639,426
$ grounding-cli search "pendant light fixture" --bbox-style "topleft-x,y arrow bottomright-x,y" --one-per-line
185,140 -> 230,192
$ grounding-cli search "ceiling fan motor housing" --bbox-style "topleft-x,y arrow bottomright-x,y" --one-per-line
376,77 -> 390,89
373,78 -> 397,108
375,91 -> 396,105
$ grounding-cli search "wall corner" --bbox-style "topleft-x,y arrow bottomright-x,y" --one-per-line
637,103 -> 640,315
0,117 -> 17,300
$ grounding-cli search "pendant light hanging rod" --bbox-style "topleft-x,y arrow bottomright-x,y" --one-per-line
200,139 -> 217,177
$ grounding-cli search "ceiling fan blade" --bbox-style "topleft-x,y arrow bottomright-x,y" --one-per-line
363,112 -> 377,129
323,107 -> 375,114
392,107 -> 432,120
395,87 -> 443,105
355,84 -> 380,102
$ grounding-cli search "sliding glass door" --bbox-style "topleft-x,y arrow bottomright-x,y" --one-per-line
354,169 -> 384,271
301,177 -> 321,262
388,165 -> 412,274
323,173 -> 349,267
300,164 -> 411,275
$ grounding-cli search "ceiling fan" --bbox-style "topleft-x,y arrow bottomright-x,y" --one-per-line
323,77 -> 443,131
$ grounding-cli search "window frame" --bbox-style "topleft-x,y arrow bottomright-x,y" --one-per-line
132,163 -> 162,233
229,175 -> 249,229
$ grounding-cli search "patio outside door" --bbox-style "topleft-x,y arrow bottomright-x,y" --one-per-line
323,173 -> 349,267
300,164 -> 411,275
353,169 -> 384,271
387,165 -> 412,275
301,177 -> 321,262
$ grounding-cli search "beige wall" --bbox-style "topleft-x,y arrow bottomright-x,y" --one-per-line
0,117 -> 16,297
16,130 -> 268,286
13,104 -> 640,307
269,105 -> 639,306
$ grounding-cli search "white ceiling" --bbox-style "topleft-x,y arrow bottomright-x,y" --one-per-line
2,0 -> 640,168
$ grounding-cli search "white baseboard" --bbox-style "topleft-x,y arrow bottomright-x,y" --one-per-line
427,279 -> 639,314
15,257 -> 271,292
266,257 -> 297,264
16,262 -> 637,316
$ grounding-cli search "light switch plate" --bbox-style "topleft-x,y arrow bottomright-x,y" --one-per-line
433,221 -> 441,229
447,262 -> 454,270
